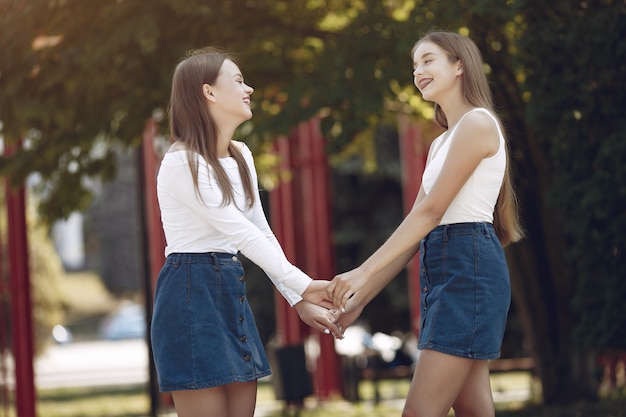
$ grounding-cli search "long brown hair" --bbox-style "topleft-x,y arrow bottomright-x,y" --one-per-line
168,48 -> 255,209
413,32 -> 523,245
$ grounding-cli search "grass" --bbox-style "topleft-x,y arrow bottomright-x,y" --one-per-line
37,384 -> 151,417
32,377 -> 623,417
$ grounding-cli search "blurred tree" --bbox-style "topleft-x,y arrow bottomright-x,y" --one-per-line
0,190 -> 66,355
514,0 -> 626,403
1,0 -> 625,405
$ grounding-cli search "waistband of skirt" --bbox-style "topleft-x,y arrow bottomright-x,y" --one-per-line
165,252 -> 240,266
427,222 -> 493,239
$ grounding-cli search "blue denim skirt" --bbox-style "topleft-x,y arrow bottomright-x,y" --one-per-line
417,223 -> 511,360
150,252 -> 271,392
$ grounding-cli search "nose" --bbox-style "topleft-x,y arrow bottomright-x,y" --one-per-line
246,84 -> 254,95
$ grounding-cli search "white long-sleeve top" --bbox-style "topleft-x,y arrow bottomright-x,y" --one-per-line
157,141 -> 311,306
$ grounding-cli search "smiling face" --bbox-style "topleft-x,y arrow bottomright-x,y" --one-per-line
412,41 -> 463,103
205,59 -> 254,124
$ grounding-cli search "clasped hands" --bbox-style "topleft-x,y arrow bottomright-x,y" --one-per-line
297,268 -> 366,339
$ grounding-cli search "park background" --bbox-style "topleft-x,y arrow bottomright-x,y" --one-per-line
0,0 -> 625,416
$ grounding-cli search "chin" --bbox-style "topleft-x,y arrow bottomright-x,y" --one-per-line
421,91 -> 438,103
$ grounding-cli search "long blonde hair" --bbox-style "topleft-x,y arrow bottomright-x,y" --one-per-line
168,48 -> 255,209
413,32 -> 523,245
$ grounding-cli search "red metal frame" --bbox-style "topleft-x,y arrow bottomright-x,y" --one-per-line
270,115 -> 428,398
1,114 -> 427,414
139,119 -> 172,414
397,114 -> 428,338
0,200 -> 11,417
270,118 -> 342,399
296,118 -> 341,399
6,171 -> 36,416
270,137 -> 305,345
141,119 -> 167,294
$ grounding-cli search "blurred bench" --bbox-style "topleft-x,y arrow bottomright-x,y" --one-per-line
341,352 -> 413,403
488,357 -> 535,373
342,355 -> 535,403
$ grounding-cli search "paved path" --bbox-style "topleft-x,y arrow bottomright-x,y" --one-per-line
35,339 -> 149,389
35,340 -> 283,416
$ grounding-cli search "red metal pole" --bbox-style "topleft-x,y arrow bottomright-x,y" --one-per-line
0,203 -> 11,417
270,118 -> 343,400
295,122 -> 319,282
302,118 -> 342,399
270,137 -> 305,345
398,114 -> 428,338
139,118 -> 170,415
287,119 -> 342,398
6,163 -> 36,416
141,119 -> 166,292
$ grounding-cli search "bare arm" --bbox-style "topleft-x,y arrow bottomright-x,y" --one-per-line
329,111 -> 500,310
336,186 -> 427,310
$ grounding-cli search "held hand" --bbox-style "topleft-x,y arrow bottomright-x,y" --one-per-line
301,280 -> 334,309
294,301 -> 343,339
326,267 -> 367,311
332,296 -> 364,334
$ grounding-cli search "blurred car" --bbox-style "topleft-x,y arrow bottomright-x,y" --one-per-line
99,302 -> 146,340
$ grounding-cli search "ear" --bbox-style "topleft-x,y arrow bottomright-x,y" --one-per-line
202,83 -> 217,102
456,64 -> 464,76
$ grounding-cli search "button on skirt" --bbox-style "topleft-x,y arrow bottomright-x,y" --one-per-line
150,252 -> 271,392
418,223 -> 511,360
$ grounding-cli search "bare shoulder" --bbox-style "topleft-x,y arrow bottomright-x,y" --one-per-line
460,110 -> 498,132
231,140 -> 245,151
454,110 -> 499,156
231,140 -> 252,157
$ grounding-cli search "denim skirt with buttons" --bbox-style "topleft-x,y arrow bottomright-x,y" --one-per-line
150,252 -> 271,392
417,223 -> 511,360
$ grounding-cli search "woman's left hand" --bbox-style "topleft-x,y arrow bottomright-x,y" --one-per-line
333,296 -> 364,332
294,301 -> 343,339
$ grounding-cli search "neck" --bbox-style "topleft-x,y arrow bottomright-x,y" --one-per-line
216,128 -> 235,158
217,140 -> 231,158
441,103 -> 475,129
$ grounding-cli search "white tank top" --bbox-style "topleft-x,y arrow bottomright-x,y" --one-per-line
422,108 -> 506,225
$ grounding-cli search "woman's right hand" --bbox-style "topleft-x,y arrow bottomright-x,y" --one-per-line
301,280 -> 334,309
326,267 -> 368,312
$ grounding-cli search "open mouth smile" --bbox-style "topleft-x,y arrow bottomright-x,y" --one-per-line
418,78 -> 433,90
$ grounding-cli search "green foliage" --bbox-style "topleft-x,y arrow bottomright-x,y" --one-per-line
518,0 -> 626,350
3,0 -> 626,405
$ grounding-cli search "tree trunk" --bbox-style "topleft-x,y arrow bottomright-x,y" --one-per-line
506,127 -> 599,404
